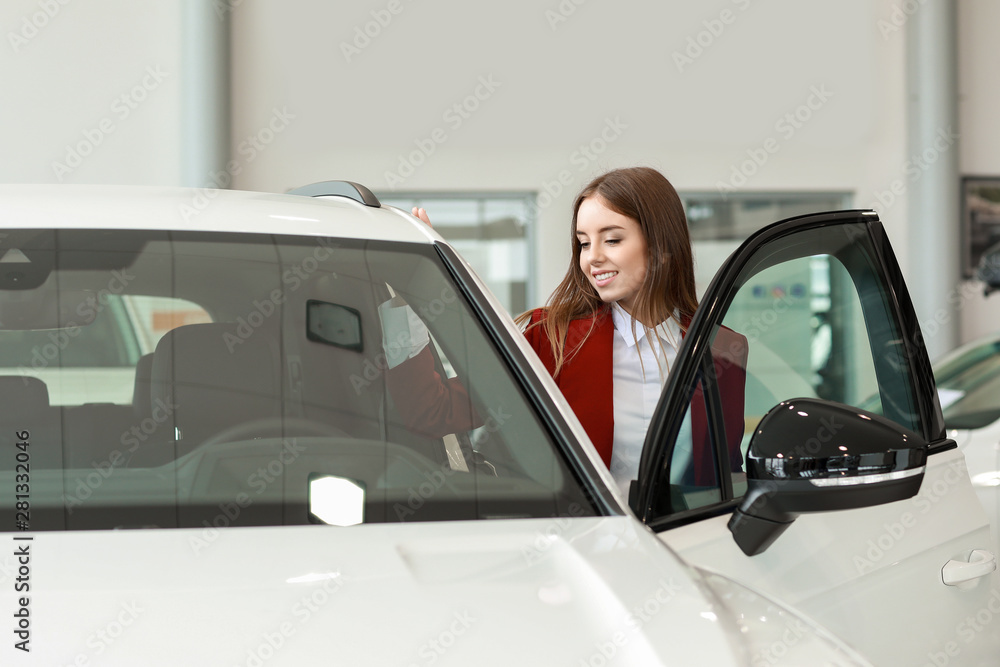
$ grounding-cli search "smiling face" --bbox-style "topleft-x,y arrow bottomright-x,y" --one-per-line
575,195 -> 649,316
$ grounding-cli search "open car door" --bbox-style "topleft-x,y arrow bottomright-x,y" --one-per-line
634,210 -> 1000,665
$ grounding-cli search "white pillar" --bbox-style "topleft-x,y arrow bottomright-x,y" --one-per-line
180,0 -> 231,188
906,1 -> 960,359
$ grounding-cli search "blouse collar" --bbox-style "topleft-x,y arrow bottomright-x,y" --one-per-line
610,302 -> 681,349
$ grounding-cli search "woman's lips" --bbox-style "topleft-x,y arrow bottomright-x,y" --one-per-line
593,270 -> 618,287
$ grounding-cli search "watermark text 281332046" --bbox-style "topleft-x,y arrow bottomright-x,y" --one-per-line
13,429 -> 33,652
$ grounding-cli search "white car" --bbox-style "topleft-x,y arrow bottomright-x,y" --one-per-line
0,183 -> 996,666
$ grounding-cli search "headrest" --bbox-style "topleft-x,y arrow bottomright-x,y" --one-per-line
150,322 -> 281,403
0,376 -> 50,415
149,323 -> 282,443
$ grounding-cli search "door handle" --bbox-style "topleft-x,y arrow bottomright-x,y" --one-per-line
942,550 -> 997,588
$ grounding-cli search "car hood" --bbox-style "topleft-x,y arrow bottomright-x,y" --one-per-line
19,517 -> 750,665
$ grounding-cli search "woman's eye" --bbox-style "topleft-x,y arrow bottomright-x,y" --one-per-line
578,242 -> 590,249
606,239 -> 621,245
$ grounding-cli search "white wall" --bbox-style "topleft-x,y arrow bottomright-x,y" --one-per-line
5,0 -> 996,347
0,0 -> 183,185
229,0 -> 911,309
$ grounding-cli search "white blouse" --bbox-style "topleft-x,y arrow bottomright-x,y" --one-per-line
609,304 -> 681,498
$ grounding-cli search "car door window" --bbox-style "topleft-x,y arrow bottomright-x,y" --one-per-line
646,217 -> 927,522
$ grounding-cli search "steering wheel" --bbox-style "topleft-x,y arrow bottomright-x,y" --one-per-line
194,417 -> 351,453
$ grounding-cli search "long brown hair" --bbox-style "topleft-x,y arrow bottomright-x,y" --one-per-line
517,167 -> 698,376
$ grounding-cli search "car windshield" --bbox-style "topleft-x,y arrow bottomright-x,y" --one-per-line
0,229 -> 596,531
933,336 -> 1000,430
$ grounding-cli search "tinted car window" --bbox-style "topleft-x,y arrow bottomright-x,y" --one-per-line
0,230 -> 596,531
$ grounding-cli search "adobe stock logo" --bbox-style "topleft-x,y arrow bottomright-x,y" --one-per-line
383,76 -> 502,189
51,66 -> 169,181
7,0 -> 73,53
340,0 -> 415,63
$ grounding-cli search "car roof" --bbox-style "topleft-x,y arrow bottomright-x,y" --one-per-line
0,184 -> 439,244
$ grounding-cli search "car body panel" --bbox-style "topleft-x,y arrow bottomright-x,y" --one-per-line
661,447 -> 1000,665
15,518 -> 749,666
637,211 -> 1000,664
957,422 -> 1000,540
933,333 -> 1000,544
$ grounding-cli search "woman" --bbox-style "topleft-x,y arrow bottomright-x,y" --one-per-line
391,167 -> 747,496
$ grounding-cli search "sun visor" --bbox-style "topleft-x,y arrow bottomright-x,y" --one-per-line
0,287 -> 99,330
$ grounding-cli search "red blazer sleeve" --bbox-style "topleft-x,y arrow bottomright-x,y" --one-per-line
384,308 -> 561,441
386,346 -> 480,438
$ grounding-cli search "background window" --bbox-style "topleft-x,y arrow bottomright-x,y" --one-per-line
380,193 -> 535,315
681,192 -> 853,296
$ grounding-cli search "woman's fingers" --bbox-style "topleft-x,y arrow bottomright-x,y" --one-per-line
411,207 -> 432,227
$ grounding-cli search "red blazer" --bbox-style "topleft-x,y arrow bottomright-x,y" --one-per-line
522,309 -> 748,483
388,308 -> 748,483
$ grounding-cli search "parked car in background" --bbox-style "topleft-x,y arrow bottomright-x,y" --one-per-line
0,183 -> 995,665
0,293 -> 210,405
933,333 -> 1000,533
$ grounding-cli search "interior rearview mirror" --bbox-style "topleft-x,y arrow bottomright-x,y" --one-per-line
306,300 -> 363,351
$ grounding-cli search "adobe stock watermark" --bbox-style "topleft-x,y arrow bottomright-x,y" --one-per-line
723,412 -> 847,519
919,587 -> 1000,667
734,293 -> 797,344
236,573 -> 345,667
63,398 -> 178,513
672,0 -> 754,73
545,0 -> 588,31
577,578 -> 682,666
17,268 -> 135,380
383,75 -> 502,189
521,503 -> 588,565
52,65 -> 169,183
531,116 -> 629,213
179,106 -> 296,221
50,65 -> 168,181
0,550 -> 25,587
853,458 -> 968,574
222,237 -> 340,353
65,600 -> 144,665
751,618 -> 815,667
888,278 -> 982,356
405,611 -> 477,667
190,438 -> 307,555
716,85 -> 834,196
867,126 -> 959,213
392,406 -> 512,520
7,0 -> 73,53
877,0 -> 929,40
340,0 -> 415,63
350,285 -> 458,395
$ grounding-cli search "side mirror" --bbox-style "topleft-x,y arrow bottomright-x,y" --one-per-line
978,242 -> 1000,297
728,398 -> 927,556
